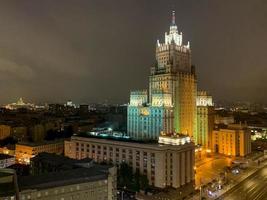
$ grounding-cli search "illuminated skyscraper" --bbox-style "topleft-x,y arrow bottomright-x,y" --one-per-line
127,11 -> 197,140
196,91 -> 214,148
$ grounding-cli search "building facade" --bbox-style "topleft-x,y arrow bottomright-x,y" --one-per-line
19,179 -> 112,200
65,134 -> 195,188
0,125 -> 11,140
18,164 -> 116,200
127,11 -> 197,140
196,91 -> 214,148
211,124 -> 251,157
0,154 -> 15,168
15,140 -> 64,164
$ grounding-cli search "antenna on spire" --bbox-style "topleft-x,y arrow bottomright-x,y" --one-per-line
171,10 -> 176,25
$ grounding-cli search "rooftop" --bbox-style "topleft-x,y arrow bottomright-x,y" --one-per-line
17,139 -> 64,147
214,123 -> 248,131
18,152 -> 113,190
19,166 -> 109,190
74,132 -> 194,150
76,132 -> 158,145
30,152 -> 93,167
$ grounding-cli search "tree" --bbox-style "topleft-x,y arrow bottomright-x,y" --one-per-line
44,129 -> 58,140
118,163 -> 133,188
133,170 -> 140,191
117,163 -> 150,192
139,175 -> 149,191
63,125 -> 73,138
0,136 -> 17,146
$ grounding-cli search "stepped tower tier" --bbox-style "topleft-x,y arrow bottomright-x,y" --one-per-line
128,11 -> 197,140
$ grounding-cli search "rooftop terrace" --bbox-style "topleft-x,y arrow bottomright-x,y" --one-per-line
75,132 -> 158,145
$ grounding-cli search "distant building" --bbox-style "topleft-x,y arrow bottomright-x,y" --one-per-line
79,104 -> 89,115
0,145 -> 15,156
0,154 -> 15,168
249,125 -> 267,141
11,126 -> 28,141
48,103 -> 74,115
5,98 -> 35,110
214,115 -> 235,125
28,121 -> 61,142
127,11 -> 197,140
0,125 -> 11,140
196,91 -> 214,148
15,140 -> 64,164
65,100 -> 76,108
211,124 -> 251,157
29,124 -> 46,142
65,133 -> 195,189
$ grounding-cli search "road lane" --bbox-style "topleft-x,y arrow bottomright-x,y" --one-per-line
222,165 -> 267,200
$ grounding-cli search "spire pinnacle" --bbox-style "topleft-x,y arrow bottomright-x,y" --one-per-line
171,10 -> 176,26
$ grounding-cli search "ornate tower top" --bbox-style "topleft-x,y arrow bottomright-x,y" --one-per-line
157,11 -> 190,49
171,10 -> 176,26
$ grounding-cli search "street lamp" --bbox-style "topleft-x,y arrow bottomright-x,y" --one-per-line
121,186 -> 127,200
117,191 -> 124,200
121,190 -> 124,200
200,186 -> 203,200
199,177 -> 203,200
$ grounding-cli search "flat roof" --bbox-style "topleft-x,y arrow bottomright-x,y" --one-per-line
19,166 -> 109,190
76,132 -> 158,144
17,139 -> 64,147
72,133 -> 194,150
18,153 -> 112,190
30,152 -> 93,166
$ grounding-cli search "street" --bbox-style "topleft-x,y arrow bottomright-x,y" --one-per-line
191,153 -> 267,200
221,165 -> 267,200
195,154 -> 232,187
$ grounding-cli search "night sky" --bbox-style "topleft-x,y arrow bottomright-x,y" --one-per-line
0,0 -> 266,104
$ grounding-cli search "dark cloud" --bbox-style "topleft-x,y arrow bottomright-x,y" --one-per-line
0,0 -> 266,104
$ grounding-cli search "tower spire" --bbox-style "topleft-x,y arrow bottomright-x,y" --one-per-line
171,10 -> 176,26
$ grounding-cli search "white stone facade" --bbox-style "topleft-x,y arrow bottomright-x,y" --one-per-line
65,135 -> 195,189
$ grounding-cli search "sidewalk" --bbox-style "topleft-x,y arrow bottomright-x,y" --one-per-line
136,183 -> 195,200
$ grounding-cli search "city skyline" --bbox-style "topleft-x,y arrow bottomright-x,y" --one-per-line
0,2 -> 266,199
0,0 -> 266,104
